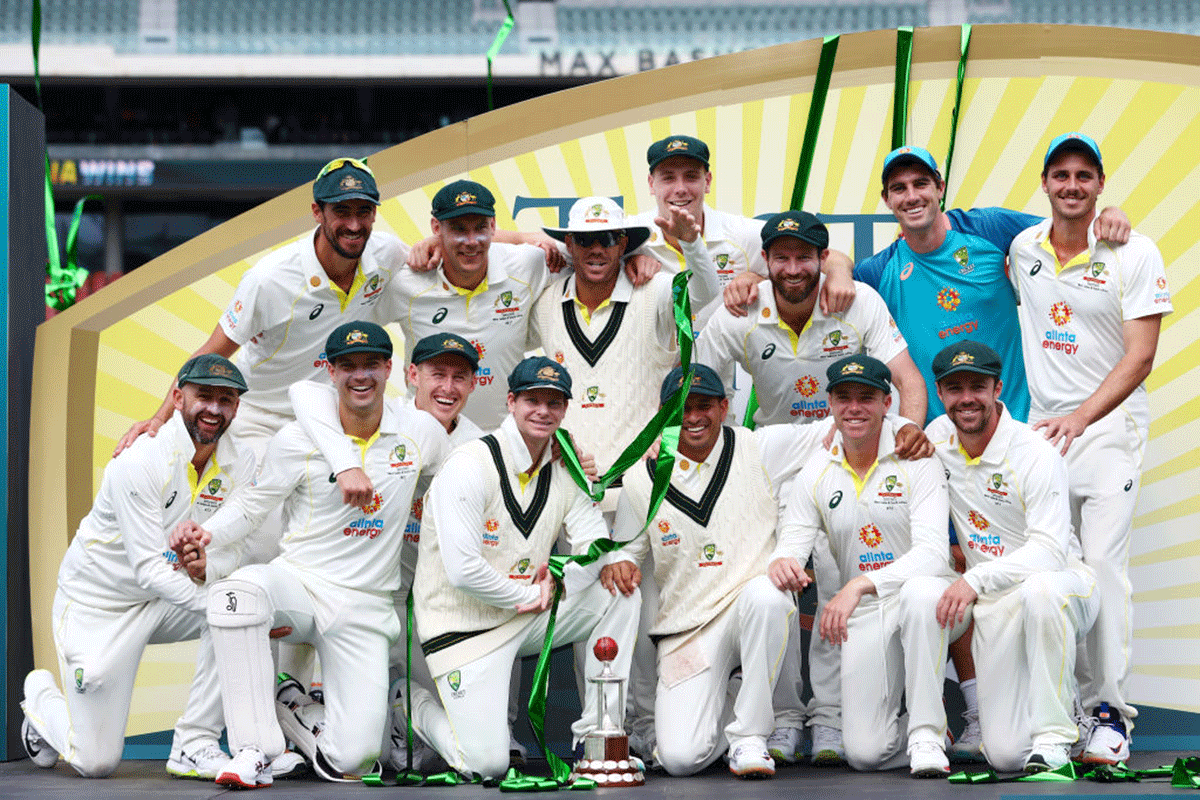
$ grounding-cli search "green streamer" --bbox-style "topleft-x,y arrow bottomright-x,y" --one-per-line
948,757 -> 1200,787
789,35 -> 839,211
486,0 -> 516,111
941,24 -> 972,210
516,273 -> 696,791
32,0 -> 93,311
891,27 -> 914,150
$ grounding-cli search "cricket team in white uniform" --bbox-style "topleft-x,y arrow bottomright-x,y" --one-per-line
22,128 -> 1171,785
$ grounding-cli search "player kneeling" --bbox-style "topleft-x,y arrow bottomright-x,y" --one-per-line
776,355 -> 961,777
928,341 -> 1099,773
408,357 -> 640,779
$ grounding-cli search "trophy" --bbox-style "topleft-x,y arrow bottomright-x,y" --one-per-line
571,637 -> 645,786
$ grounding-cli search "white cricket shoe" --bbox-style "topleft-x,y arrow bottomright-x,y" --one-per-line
216,746 -> 272,789
1025,742 -> 1070,773
386,679 -> 439,772
22,716 -> 58,768
810,724 -> 846,766
21,670 -> 61,768
909,740 -> 950,778
1081,703 -> 1130,765
167,742 -> 230,780
728,739 -> 775,778
948,711 -> 985,762
766,726 -> 803,765
270,750 -> 308,779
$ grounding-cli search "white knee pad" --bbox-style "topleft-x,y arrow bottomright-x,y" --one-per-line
208,577 -> 273,628
208,577 -> 285,758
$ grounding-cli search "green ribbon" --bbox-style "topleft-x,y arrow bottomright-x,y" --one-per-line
510,272 -> 696,791
736,34 -> 840,433
486,0 -> 516,111
891,27 -> 914,150
948,756 -> 1200,787
941,24 -> 972,210
789,35 -> 839,211
32,0 -> 94,311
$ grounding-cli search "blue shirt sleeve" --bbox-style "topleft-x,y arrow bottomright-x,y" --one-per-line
949,207 -> 1043,253
853,240 -> 902,290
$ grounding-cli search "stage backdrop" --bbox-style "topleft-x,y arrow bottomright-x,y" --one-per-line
29,24 -> 1200,751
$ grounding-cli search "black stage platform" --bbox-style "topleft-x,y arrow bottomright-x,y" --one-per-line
2,751 -> 1193,800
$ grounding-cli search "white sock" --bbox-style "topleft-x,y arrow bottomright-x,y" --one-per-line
959,678 -> 978,716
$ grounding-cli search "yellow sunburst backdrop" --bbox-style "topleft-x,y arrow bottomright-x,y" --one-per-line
35,26 -> 1198,738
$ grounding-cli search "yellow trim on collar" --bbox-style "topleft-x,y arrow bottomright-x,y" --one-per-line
330,264 -> 367,313
350,431 -> 382,464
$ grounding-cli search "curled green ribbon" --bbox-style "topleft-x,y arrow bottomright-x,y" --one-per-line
949,757 -> 1200,787
891,27 -> 914,150
486,0 -> 515,111
32,0 -> 94,311
941,24 -> 972,210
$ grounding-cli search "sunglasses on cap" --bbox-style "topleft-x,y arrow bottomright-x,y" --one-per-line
569,231 -> 625,248
317,157 -> 374,179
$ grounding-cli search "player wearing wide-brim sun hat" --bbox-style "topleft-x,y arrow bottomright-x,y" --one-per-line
542,197 -> 652,254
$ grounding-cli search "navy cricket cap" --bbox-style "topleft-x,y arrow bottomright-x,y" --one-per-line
313,158 -> 380,205
660,364 -> 726,405
932,340 -> 1003,382
508,356 -> 572,398
325,322 -> 393,362
647,135 -> 710,172
411,333 -> 479,372
432,180 -> 496,220
826,354 -> 892,395
176,354 -> 248,394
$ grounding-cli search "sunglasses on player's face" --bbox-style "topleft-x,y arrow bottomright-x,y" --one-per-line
570,231 -> 625,249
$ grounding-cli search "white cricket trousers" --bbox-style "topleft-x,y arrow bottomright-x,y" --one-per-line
972,566 -> 1099,771
412,579 -> 639,779
840,575 -> 968,771
208,563 -> 398,776
1032,409 -> 1144,726
654,575 -> 794,776
807,535 -> 843,730
25,589 -> 220,777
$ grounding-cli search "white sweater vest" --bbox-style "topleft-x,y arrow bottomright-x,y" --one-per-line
415,434 -> 573,651
535,276 -> 676,474
622,427 -> 778,637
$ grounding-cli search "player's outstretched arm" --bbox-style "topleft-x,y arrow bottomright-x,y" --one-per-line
113,326 -> 239,457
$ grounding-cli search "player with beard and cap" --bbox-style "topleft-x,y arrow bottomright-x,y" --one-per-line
1008,133 -> 1171,763
927,340 -> 1099,774
775,354 -> 962,778
22,356 -> 255,780
187,323 -> 448,787
697,209 -> 927,765
407,357 -> 641,780
627,135 -> 856,316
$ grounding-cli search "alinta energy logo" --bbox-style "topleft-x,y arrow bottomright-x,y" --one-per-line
1049,301 -> 1073,326
795,375 -> 819,397
937,287 -> 961,312
361,492 -> 383,514
858,523 -> 883,548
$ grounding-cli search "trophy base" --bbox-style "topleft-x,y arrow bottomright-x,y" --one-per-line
571,733 -> 646,787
